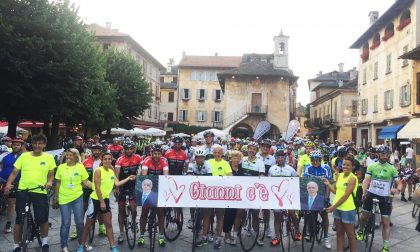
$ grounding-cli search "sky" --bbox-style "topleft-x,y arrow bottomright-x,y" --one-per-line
70,0 -> 396,105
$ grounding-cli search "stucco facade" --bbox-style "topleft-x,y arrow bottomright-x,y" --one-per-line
159,61 -> 178,124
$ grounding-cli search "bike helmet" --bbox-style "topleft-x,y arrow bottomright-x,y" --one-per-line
123,141 -> 135,149
337,146 -> 348,157
235,138 -> 243,144
275,149 -> 287,157
12,138 -> 24,144
194,148 -> 206,157
260,139 -> 272,146
309,150 -> 323,159
368,147 -> 376,153
91,144 -> 103,150
150,143 -> 163,153
304,141 -> 315,148
203,130 -> 215,137
173,136 -> 184,144
247,141 -> 259,148
0,145 -> 8,152
375,145 -> 392,154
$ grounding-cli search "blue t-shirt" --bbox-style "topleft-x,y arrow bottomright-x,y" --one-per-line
0,152 -> 22,182
303,164 -> 333,180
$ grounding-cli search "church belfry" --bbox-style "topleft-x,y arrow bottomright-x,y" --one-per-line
273,29 -> 289,69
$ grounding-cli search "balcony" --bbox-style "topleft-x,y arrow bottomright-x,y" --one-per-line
247,105 -> 268,115
304,118 -> 322,129
321,115 -> 335,127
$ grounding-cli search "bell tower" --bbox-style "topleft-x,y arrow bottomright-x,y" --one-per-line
273,29 -> 289,69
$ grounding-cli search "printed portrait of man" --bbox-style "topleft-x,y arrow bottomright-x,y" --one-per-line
300,181 -> 325,211
136,178 -> 158,206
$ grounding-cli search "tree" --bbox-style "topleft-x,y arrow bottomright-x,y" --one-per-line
103,49 -> 152,129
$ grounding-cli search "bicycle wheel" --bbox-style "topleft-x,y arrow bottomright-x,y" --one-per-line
32,220 -> 42,247
163,207 -> 183,241
88,219 -> 96,244
257,210 -> 266,245
364,214 -> 375,252
239,210 -> 258,252
125,206 -> 136,249
355,208 -> 360,229
315,213 -> 324,243
412,204 -> 419,218
282,215 -> 293,252
192,209 -> 200,252
301,212 -> 316,252
22,214 -> 30,252
148,210 -> 157,252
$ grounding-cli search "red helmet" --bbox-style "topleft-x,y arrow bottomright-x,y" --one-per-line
12,138 -> 24,144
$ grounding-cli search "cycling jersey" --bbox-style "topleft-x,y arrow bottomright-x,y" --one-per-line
298,154 -> 311,168
256,153 -> 275,175
303,163 -> 333,180
187,161 -> 212,175
164,149 -> 188,175
240,156 -> 265,176
108,144 -> 123,159
366,162 -> 398,197
268,164 -> 297,177
201,144 -> 215,160
0,152 -> 22,182
115,154 -> 142,190
141,156 -> 169,175
82,156 -> 101,181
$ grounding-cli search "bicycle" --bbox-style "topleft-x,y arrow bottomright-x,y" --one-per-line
0,178 -> 8,219
191,207 -> 201,252
121,190 -> 137,249
276,210 -> 297,252
301,210 -> 324,252
163,207 -> 183,242
15,185 -> 45,252
360,198 -> 380,252
238,209 -> 259,252
147,207 -> 158,252
412,182 -> 420,218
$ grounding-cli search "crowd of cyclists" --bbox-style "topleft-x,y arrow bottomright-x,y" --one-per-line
0,130 -> 420,252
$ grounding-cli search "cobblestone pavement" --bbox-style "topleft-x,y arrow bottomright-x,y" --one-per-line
1,194 -> 420,252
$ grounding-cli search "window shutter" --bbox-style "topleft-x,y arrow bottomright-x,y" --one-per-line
203,111 -> 207,122
188,89 -> 191,99
383,92 -> 387,109
196,111 -> 199,122
400,86 -> 403,106
407,85 -> 411,105
180,89 -> 185,99
196,89 -> 200,100
212,89 -> 216,101
204,89 -> 208,100
220,111 -> 223,122
220,90 -> 224,100
390,90 -> 394,108
178,111 -> 183,121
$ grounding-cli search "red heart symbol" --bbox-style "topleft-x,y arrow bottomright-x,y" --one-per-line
271,179 -> 290,207
167,177 -> 186,203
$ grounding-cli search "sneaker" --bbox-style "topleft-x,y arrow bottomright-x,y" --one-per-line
323,238 -> 331,249
42,244 -> 50,252
256,238 -> 264,246
117,234 -> 124,244
76,245 -> 84,252
356,231 -> 364,241
70,230 -> 78,240
214,238 -> 222,249
304,233 -> 311,241
84,244 -> 93,251
294,232 -> 303,241
266,227 -> 272,238
195,237 -> 208,247
401,196 -> 408,202
230,236 -> 237,245
4,222 -> 12,233
158,237 -> 166,247
137,236 -> 145,246
224,238 -> 233,244
99,224 -> 106,236
208,233 -> 215,242
62,247 -> 69,252
381,246 -> 390,252
271,237 -> 280,246
110,246 -> 119,252
13,248 -> 22,252
187,219 -> 193,229
408,196 -> 413,201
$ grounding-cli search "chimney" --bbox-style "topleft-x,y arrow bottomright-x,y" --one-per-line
338,63 -> 344,73
368,11 -> 379,25
106,22 -> 112,29
338,79 -> 344,87
166,58 -> 174,73
182,51 -> 186,58
215,52 -> 218,56
316,71 -> 323,77
349,67 -> 357,80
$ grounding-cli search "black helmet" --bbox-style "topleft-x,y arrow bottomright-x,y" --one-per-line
123,141 -> 135,149
203,130 -> 215,137
275,149 -> 287,157
337,147 -> 348,157
100,140 -> 107,146
260,139 -> 272,146
91,144 -> 103,150
150,143 -> 163,153
173,136 -> 184,144
376,145 -> 391,154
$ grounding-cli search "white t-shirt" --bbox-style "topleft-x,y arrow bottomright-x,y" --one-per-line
406,147 -> 414,159
268,164 -> 297,177
366,157 -> 377,167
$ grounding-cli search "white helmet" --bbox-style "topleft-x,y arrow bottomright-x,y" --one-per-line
194,148 -> 206,157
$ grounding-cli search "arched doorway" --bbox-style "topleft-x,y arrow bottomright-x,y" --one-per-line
231,123 -> 253,138
261,124 -> 281,140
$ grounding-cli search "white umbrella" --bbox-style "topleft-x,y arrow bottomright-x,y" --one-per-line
125,127 -> 146,136
144,127 -> 166,137
101,127 -> 128,135
171,133 -> 190,138
0,126 -> 28,134
195,128 -> 227,139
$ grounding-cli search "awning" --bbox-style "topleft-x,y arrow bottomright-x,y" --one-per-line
307,128 -> 328,136
397,118 -> 420,139
378,124 -> 405,139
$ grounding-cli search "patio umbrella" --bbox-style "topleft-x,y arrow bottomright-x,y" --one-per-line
195,128 -> 227,139
144,127 -> 166,137
171,133 -> 190,138
125,127 -> 146,136
101,127 -> 128,135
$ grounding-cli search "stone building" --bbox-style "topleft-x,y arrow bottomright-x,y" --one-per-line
159,59 -> 178,124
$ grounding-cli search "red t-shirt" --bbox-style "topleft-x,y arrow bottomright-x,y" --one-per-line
115,154 -> 142,189
82,156 -> 101,181
164,149 -> 188,175
142,156 -> 168,175
108,144 -> 123,159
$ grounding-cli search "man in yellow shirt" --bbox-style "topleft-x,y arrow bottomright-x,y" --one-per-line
5,134 -> 56,252
297,141 -> 315,176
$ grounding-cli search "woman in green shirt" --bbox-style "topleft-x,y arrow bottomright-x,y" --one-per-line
53,148 -> 92,252
78,152 -> 136,252
324,156 -> 358,252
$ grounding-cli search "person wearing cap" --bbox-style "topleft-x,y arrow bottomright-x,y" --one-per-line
201,131 -> 217,160
0,138 -> 23,233
73,136 -> 86,161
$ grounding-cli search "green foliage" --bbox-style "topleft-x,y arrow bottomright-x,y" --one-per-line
103,49 -> 152,129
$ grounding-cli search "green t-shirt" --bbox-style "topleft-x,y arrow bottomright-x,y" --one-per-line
14,152 -> 56,194
366,162 -> 398,197
91,166 -> 115,200
208,159 -> 232,176
55,163 -> 89,205
298,154 -> 311,168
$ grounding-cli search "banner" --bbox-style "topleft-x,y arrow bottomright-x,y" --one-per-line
253,120 -> 271,141
284,120 -> 300,143
135,175 -> 327,211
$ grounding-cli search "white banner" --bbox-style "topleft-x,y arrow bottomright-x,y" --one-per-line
157,175 -> 301,210
285,120 -> 300,142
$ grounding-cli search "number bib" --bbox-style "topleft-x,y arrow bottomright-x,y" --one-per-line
368,179 -> 392,196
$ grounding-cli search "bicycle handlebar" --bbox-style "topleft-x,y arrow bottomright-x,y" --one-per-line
13,185 -> 46,193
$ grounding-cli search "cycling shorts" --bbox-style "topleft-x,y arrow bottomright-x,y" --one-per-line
361,192 -> 392,217
15,191 -> 48,225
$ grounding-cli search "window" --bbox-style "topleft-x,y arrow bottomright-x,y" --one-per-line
172,77 -> 177,83
160,76 -> 164,83
386,54 -> 392,74
373,95 -> 378,113
417,73 -> 420,105
190,70 -> 218,81
397,9 -> 411,31
168,92 -> 174,102
361,43 -> 369,63
362,69 -> 367,84
213,111 -> 222,122
400,84 -> 411,106
213,89 -> 222,101
148,107 -> 152,118
197,89 -> 206,101
179,110 -> 188,121
167,112 -> 174,122
181,89 -> 191,100
370,33 -> 381,50
103,43 -> 111,50
384,90 -> 394,110
196,111 -> 207,122
361,99 -> 368,115
383,23 -> 394,41
402,45 -> 409,67
351,100 -> 357,116
373,62 -> 378,80
155,106 -> 158,119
